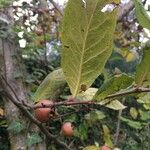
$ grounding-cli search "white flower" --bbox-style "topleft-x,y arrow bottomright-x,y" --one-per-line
19,39 -> 26,48
18,32 -> 24,38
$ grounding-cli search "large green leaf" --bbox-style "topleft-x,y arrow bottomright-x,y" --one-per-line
135,43 -> 150,86
94,74 -> 133,101
134,0 -> 150,30
61,0 -> 117,97
33,69 -> 66,102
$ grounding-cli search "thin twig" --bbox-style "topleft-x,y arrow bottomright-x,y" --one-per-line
1,75 -> 21,102
106,87 -> 150,99
32,87 -> 150,109
114,109 -> 122,145
0,75 -> 71,150
114,98 -> 125,146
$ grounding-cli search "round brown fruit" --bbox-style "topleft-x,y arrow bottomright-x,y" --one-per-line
61,122 -> 74,137
34,100 -> 53,122
35,29 -> 43,36
100,145 -> 111,150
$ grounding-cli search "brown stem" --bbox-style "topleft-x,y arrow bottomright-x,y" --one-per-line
1,75 -> 22,102
0,75 -> 71,150
106,87 -> 150,99
32,87 -> 150,109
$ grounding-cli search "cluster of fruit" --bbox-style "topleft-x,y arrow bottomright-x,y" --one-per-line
34,100 -> 114,150
34,100 -> 74,137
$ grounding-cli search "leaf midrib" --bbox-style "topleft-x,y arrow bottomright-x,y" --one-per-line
73,1 -> 98,97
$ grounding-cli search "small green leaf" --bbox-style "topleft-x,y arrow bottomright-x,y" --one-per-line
27,133 -> 42,146
143,103 -> 150,110
33,69 -> 66,102
77,88 -> 98,101
137,93 -> 150,110
139,110 -> 150,121
94,74 -> 133,101
120,117 -> 142,129
0,120 -> 7,127
134,0 -> 150,30
85,110 -> 105,125
97,99 -> 126,110
135,42 -> 150,86
83,145 -> 99,150
105,100 -> 126,110
74,122 -> 88,141
7,121 -> 25,134
130,107 -> 138,119
102,125 -> 113,148
61,0 -> 117,97
137,93 -> 150,104
64,114 -> 77,122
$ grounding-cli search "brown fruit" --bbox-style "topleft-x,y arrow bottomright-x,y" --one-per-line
34,100 -> 53,122
61,122 -> 74,137
101,145 -> 111,150
35,29 -> 43,36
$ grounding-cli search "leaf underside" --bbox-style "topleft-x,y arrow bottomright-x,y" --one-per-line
61,0 -> 117,97
33,69 -> 66,102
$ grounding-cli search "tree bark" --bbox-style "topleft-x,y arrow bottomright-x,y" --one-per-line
0,8 -> 46,150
